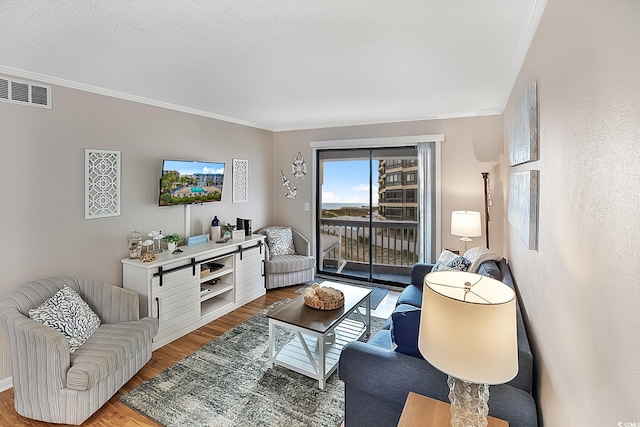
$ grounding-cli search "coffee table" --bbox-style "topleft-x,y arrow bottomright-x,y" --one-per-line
267,281 -> 371,389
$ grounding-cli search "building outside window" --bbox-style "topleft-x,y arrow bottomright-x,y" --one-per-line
405,172 -> 416,184
386,173 -> 401,184
405,207 -> 416,220
385,207 -> 403,220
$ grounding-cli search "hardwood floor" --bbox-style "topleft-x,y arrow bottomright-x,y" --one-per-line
0,286 -> 299,427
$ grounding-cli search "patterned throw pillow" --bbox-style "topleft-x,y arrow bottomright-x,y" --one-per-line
431,249 -> 471,272
29,286 -> 102,353
265,227 -> 296,257
431,249 -> 457,271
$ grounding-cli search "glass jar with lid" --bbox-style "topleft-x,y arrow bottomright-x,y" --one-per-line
127,230 -> 142,259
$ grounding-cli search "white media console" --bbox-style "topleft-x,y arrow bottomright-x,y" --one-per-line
122,234 -> 266,349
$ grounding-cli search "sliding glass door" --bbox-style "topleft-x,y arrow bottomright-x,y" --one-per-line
316,146 -> 430,286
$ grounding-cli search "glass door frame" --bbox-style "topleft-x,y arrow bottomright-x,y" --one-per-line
316,148 -> 377,282
310,134 -> 444,286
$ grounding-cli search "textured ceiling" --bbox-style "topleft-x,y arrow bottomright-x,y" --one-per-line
0,1 -> 546,131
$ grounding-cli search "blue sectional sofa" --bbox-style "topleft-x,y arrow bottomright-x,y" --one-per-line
338,259 -> 538,427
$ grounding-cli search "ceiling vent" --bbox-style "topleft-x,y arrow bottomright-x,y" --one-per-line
0,75 -> 52,109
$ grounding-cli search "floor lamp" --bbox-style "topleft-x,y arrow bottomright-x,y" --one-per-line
482,172 -> 491,249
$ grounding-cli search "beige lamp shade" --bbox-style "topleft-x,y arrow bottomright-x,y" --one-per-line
450,210 -> 482,238
418,271 -> 518,385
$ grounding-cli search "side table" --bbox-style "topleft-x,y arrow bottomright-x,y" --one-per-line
397,392 -> 508,427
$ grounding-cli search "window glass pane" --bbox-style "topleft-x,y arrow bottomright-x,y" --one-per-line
318,146 -> 425,286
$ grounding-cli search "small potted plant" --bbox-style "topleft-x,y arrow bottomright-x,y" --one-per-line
162,233 -> 183,251
222,223 -> 236,239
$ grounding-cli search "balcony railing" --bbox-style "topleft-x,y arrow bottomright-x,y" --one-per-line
319,217 -> 418,283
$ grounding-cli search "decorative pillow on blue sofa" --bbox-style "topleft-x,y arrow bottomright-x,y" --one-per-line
390,304 -> 423,358
431,249 -> 471,272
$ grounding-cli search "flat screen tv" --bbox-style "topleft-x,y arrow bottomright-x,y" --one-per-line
159,159 -> 225,206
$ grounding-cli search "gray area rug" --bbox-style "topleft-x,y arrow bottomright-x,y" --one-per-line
121,299 -> 387,427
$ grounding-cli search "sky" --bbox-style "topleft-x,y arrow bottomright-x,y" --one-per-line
322,160 -> 379,206
163,160 -> 225,175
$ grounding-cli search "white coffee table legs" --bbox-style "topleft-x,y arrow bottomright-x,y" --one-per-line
268,296 -> 371,390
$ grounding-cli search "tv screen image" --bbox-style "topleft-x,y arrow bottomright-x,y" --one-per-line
159,160 -> 225,206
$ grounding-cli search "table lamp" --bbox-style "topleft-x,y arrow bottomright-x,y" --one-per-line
451,211 -> 482,253
418,271 -> 518,427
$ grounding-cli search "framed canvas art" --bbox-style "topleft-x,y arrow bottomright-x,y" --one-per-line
509,82 -> 538,166
508,170 -> 539,250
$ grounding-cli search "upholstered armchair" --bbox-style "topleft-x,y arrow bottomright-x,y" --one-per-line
257,226 -> 316,289
0,277 -> 158,425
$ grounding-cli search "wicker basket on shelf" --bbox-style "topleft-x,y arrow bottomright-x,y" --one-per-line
303,283 -> 344,310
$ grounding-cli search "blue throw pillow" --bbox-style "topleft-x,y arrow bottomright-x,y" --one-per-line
390,305 -> 423,358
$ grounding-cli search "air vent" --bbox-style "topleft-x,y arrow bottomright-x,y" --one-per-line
0,76 -> 52,109
0,78 -> 8,100
31,85 -> 49,106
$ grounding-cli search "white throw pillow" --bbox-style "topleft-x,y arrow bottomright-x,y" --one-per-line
265,227 -> 296,257
462,247 -> 503,273
29,286 -> 102,353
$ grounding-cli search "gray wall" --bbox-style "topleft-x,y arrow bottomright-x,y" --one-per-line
0,80 -> 505,385
503,0 -> 640,424
274,116 -> 504,255
0,82 -> 275,381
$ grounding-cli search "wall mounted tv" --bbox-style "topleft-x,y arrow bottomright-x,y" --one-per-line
159,159 -> 225,206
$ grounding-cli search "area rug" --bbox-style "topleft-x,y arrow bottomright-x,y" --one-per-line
121,299 -> 387,427
296,279 -> 390,310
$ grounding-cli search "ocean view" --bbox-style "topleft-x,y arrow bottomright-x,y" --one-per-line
322,203 -> 377,209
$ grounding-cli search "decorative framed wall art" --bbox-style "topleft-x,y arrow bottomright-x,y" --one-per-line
85,149 -> 120,219
290,152 -> 308,179
508,170 -> 539,250
509,81 -> 538,166
232,159 -> 248,203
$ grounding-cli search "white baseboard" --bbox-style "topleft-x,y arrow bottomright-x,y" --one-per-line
0,376 -> 12,392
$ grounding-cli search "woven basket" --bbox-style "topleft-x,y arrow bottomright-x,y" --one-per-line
304,293 -> 344,310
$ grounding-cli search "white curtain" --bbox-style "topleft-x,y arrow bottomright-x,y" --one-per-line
418,142 -> 435,263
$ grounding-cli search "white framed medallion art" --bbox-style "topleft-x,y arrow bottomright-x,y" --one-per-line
233,158 -> 248,203
85,149 -> 120,219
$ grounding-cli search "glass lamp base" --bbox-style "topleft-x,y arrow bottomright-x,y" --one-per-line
459,237 -> 472,254
447,376 -> 489,427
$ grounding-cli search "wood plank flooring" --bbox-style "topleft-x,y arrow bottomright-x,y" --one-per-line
0,286 -> 299,427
